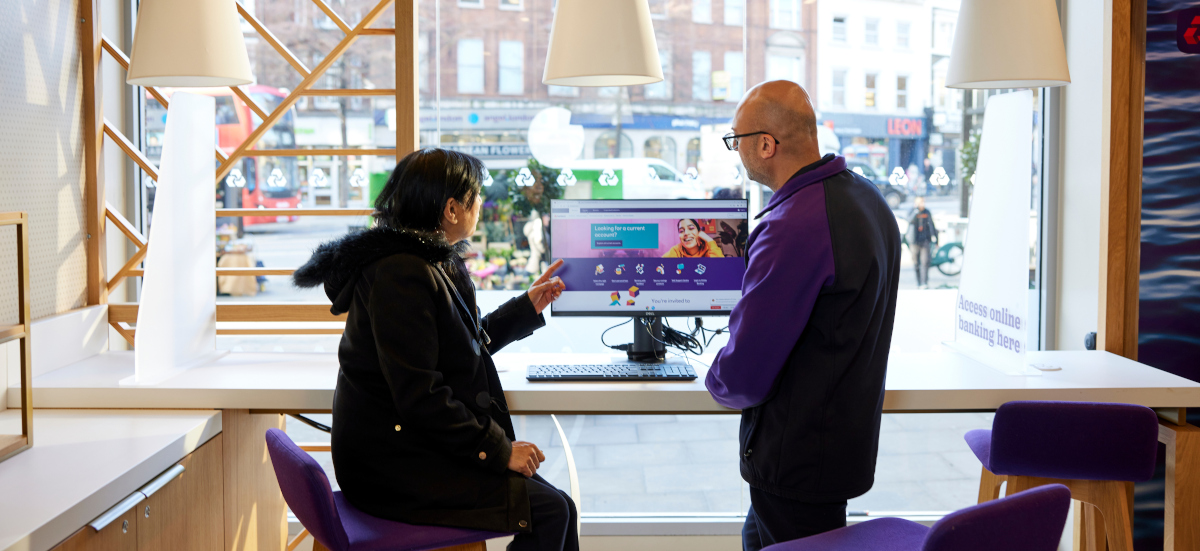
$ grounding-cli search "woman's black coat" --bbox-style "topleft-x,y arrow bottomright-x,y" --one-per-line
294,227 -> 545,533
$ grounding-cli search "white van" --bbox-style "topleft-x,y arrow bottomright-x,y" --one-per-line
558,158 -> 708,200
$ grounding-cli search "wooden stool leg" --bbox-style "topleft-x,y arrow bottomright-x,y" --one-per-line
435,543 -> 486,551
1081,503 -> 1107,551
1092,480 -> 1135,551
977,466 -> 1007,504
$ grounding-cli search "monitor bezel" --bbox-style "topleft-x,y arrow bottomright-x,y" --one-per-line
547,198 -> 749,318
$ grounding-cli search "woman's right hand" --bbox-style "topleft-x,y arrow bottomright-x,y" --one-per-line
507,441 -> 546,477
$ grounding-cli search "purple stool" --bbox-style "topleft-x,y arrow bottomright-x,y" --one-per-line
264,428 -> 508,551
761,484 -> 1071,551
965,401 -> 1159,551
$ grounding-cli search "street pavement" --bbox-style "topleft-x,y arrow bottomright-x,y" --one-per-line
229,193 -> 987,514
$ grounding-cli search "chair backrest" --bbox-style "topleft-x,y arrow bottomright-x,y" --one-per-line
264,428 -> 350,551
922,484 -> 1071,551
990,400 -> 1159,481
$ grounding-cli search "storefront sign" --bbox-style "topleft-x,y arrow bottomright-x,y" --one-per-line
887,118 -> 924,137
441,143 -> 532,158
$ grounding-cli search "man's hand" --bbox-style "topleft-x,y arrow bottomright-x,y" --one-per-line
527,259 -> 566,314
507,441 -> 546,477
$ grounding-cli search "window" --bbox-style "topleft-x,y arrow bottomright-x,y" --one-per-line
897,21 -> 910,49
865,73 -> 877,107
644,49 -> 672,99
765,34 -> 806,86
457,39 -> 484,94
770,0 -> 801,30
183,0 -> 1052,524
832,69 -> 846,107
644,136 -> 678,167
499,41 -> 524,95
499,0 -> 521,9
692,51 -> 712,101
724,51 -> 745,102
594,131 -> 633,158
767,54 -> 804,85
648,0 -> 667,19
865,18 -> 879,46
724,0 -> 744,26
693,0 -> 711,23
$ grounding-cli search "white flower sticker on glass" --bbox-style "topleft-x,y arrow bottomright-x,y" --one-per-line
931,167 -> 950,187
349,168 -> 368,188
556,168 -> 577,187
888,167 -> 909,187
268,168 -> 288,188
516,167 -> 536,187
482,171 -> 494,187
599,168 -> 619,187
647,166 -> 660,181
684,167 -> 699,182
227,168 -> 247,188
311,168 -> 328,187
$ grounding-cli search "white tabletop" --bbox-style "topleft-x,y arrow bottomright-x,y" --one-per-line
14,348 -> 1200,413
0,409 -> 221,551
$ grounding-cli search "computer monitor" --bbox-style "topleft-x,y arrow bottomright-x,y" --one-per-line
549,199 -> 750,361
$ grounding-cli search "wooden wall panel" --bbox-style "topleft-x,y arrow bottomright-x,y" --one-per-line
223,410 -> 287,551
1099,0 -> 1148,359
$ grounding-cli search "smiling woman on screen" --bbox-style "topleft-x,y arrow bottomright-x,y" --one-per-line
664,218 -> 725,258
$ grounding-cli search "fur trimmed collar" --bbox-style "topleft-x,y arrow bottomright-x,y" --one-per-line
293,226 -> 463,297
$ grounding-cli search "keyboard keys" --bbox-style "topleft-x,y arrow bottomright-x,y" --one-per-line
526,364 -> 697,381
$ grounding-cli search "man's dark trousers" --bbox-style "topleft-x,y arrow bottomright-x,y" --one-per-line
742,487 -> 847,551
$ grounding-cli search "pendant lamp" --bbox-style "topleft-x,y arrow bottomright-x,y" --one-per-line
543,0 -> 663,87
945,0 -> 1069,89
127,0 -> 254,86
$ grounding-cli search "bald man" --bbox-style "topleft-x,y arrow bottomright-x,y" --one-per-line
705,81 -> 901,550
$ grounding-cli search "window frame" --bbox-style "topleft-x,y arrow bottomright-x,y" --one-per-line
864,17 -> 880,47
692,51 -> 712,101
498,40 -> 525,96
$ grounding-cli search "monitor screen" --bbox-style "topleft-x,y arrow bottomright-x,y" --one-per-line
549,199 -> 750,316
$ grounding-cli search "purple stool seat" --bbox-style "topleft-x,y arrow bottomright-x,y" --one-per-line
965,401 -> 1159,481
762,485 -> 1070,551
265,428 -> 509,551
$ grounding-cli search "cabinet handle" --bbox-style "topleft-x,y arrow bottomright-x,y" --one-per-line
138,464 -> 185,498
89,492 -> 145,531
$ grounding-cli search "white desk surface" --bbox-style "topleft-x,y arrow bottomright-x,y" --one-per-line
0,409 -> 221,551
13,349 -> 1200,413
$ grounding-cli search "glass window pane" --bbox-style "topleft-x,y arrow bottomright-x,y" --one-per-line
770,0 -> 800,30
644,48 -> 673,99
724,51 -> 745,102
457,38 -> 485,94
693,0 -> 712,23
897,21 -> 911,49
499,40 -> 524,95
724,0 -> 744,26
833,15 -> 847,43
693,51 -> 712,101
865,17 -> 879,46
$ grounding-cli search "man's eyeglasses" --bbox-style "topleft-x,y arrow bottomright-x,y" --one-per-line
723,131 -> 780,151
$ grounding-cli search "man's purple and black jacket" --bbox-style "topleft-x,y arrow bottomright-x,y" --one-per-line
706,154 -> 901,502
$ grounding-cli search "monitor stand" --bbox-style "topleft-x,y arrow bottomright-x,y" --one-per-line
628,316 -> 666,363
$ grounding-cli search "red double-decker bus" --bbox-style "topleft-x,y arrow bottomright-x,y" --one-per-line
145,86 -> 302,228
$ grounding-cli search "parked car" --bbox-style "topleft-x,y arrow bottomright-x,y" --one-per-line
845,160 -> 906,209
558,158 -> 708,200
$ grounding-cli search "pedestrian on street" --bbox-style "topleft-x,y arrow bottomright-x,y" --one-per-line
907,197 -> 938,289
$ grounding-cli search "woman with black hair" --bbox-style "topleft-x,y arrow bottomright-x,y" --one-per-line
664,218 -> 725,258
294,148 -> 576,550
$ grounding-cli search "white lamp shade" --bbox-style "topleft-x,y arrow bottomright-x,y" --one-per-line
127,0 -> 254,87
543,0 -> 663,87
945,0 -> 1070,89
